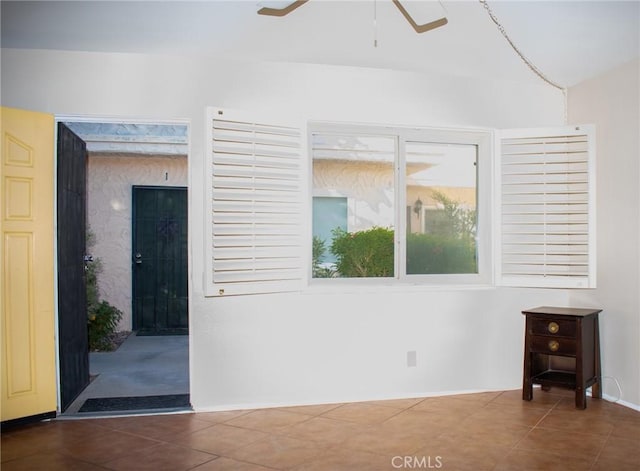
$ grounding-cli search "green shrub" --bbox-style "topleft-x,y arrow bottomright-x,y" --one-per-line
406,190 -> 477,274
85,257 -> 102,315
406,232 -> 477,274
88,301 -> 123,351
312,236 -> 336,278
430,190 -> 476,239
330,227 -> 394,277
86,228 -> 123,351
327,227 -> 476,277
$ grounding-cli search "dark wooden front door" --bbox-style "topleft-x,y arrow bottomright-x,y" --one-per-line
132,186 -> 188,334
57,123 -> 89,412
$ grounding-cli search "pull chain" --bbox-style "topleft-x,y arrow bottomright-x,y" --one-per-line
373,0 -> 378,47
479,0 -> 568,123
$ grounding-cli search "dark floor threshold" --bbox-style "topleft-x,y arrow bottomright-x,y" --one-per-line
78,394 -> 191,413
1,411 -> 56,431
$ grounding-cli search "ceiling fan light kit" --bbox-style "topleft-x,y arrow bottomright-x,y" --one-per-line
257,0 -> 448,34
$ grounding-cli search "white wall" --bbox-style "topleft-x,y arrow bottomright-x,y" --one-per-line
2,48 -> 573,410
87,154 -> 188,330
568,59 -> 640,409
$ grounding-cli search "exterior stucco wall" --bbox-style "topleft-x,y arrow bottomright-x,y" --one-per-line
87,154 -> 188,330
313,160 -> 475,234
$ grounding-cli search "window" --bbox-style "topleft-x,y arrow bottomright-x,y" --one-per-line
310,123 -> 492,284
404,141 -> 479,276
205,108 -> 595,296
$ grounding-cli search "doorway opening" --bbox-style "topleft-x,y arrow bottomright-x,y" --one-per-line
56,118 -> 191,416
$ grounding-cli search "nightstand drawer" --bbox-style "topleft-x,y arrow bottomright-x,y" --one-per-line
530,335 -> 576,355
530,318 -> 576,338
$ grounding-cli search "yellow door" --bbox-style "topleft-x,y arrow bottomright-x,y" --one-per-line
1,107 -> 57,422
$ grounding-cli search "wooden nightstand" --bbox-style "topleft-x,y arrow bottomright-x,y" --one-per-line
522,306 -> 602,409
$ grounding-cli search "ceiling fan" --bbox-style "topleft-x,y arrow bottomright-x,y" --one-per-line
257,0 -> 448,34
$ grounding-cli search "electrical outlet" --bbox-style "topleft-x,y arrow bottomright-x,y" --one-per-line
407,350 -> 417,367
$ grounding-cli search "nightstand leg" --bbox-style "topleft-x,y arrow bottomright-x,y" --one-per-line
592,315 -> 602,399
575,387 -> 587,409
523,339 -> 533,401
522,375 -> 533,401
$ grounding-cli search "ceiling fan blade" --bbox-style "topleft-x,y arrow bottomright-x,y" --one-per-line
392,0 -> 448,33
258,0 -> 309,17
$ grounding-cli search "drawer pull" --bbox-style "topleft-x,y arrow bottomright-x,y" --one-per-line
548,340 -> 560,352
548,322 -> 560,334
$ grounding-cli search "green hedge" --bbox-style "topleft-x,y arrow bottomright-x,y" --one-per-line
329,227 -> 476,277
406,232 -> 477,274
330,227 -> 394,277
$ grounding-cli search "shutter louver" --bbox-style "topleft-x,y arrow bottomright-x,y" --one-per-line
499,126 -> 595,288
206,110 -> 303,296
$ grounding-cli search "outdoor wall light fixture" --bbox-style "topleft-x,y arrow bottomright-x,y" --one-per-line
413,197 -> 423,216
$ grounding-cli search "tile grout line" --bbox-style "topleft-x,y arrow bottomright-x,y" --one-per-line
500,399 -> 559,458
587,420 -> 614,471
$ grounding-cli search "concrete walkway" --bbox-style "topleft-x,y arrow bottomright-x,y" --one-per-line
63,333 -> 189,415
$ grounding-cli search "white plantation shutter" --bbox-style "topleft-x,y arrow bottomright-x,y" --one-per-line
205,109 -> 303,296
497,125 -> 596,288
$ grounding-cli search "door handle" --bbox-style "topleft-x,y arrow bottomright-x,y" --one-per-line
135,253 -> 143,265
84,254 -> 93,271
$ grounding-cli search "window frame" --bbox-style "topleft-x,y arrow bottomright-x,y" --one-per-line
308,121 -> 494,287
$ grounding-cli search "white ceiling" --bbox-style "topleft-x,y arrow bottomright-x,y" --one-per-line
2,1 -> 639,88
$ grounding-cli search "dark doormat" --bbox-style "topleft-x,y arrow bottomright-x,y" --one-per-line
136,328 -> 189,336
78,394 -> 190,413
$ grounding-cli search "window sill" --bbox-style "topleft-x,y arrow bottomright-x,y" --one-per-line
303,280 -> 496,296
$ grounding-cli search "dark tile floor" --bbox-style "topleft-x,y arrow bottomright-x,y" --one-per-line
2,389 -> 639,470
